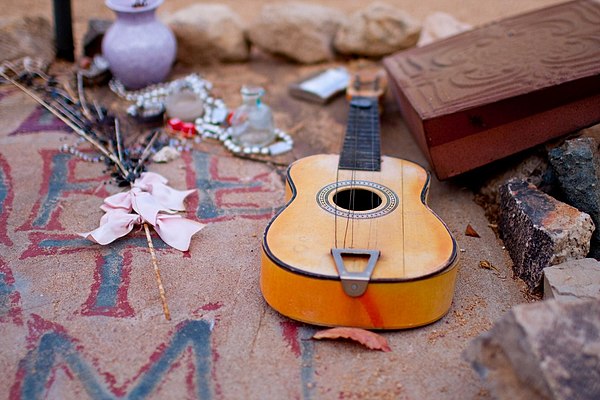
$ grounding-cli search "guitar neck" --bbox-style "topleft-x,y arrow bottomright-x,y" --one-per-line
338,96 -> 381,172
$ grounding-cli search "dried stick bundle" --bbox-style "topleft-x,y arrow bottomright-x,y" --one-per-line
1,60 -> 172,320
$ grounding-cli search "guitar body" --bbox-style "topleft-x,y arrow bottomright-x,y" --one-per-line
261,154 -> 459,329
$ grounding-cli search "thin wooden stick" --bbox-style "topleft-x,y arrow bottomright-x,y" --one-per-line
62,80 -> 78,103
3,67 -> 174,320
77,72 -> 94,121
143,223 -> 171,321
132,129 -> 160,176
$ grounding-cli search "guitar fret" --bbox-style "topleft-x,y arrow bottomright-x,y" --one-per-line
339,96 -> 381,171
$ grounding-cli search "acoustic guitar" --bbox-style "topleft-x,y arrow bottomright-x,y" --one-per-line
261,69 -> 458,329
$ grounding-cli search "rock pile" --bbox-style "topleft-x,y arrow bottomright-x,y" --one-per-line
2,2 -> 474,66
168,1 -> 432,64
477,130 -> 600,293
467,129 -> 600,399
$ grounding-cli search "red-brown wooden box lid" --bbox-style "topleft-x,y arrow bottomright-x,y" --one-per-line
383,0 -> 600,148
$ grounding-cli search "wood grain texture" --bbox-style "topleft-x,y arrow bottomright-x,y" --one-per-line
261,154 -> 458,328
264,154 -> 455,280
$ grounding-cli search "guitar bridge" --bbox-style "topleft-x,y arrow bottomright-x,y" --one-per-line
331,248 -> 381,297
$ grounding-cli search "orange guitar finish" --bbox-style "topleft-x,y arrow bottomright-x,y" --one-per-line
261,154 -> 459,329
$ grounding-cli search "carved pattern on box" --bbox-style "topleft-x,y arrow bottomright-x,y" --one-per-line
383,0 -> 600,179
388,0 -> 600,117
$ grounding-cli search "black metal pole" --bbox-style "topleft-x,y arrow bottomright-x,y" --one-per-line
53,0 -> 75,62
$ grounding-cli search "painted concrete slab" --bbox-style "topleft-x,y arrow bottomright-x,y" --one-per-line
0,1 -> 567,398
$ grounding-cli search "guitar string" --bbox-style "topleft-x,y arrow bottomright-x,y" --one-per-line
348,94 -> 380,249
342,97 -> 358,249
349,93 -> 379,254
333,90 -> 350,249
334,108 -> 349,250
336,77 -> 381,260
368,90 -> 379,253
334,81 -> 352,250
334,157 -> 340,249
401,159 -> 405,277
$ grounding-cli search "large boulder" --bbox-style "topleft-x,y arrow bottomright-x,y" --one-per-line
0,16 -> 54,63
334,3 -> 421,57
165,4 -> 249,64
247,2 -> 346,64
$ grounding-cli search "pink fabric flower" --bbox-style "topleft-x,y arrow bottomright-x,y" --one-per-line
81,172 -> 204,251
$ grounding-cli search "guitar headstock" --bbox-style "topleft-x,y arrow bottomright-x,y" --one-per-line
346,68 -> 388,102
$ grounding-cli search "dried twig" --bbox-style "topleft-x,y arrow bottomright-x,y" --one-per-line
77,72 -> 94,120
0,69 -> 129,177
133,129 -> 161,177
143,223 -> 171,321
2,65 -> 175,320
136,129 -> 171,321
479,260 -> 507,279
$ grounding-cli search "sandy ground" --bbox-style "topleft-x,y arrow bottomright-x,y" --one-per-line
0,1 -> 566,399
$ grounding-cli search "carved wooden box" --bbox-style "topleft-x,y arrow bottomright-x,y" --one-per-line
383,0 -> 600,180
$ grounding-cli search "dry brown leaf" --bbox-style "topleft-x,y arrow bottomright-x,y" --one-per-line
465,224 -> 480,237
479,260 -> 507,279
312,327 -> 392,352
479,260 -> 497,271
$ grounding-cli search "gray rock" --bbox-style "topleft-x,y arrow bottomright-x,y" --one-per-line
165,4 -> 249,64
475,152 -> 550,226
465,299 -> 600,400
544,258 -> 600,301
248,2 -> 346,64
499,179 -> 595,292
0,16 -> 54,63
548,137 -> 600,259
333,2 -> 421,57
417,12 -> 472,47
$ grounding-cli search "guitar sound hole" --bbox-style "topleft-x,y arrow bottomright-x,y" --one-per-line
333,189 -> 382,211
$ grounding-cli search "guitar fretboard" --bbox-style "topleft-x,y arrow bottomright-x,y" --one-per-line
338,97 -> 381,171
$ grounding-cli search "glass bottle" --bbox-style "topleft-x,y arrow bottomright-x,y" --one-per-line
229,86 -> 275,148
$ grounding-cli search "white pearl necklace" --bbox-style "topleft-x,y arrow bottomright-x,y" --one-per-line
110,74 -> 293,157
109,74 -> 228,126
219,128 -> 293,156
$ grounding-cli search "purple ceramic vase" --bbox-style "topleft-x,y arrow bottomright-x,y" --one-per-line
102,0 -> 176,89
